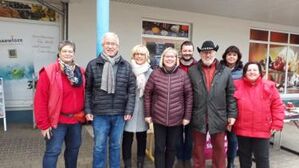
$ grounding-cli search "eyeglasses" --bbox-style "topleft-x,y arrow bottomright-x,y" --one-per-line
164,55 -> 176,59
104,42 -> 118,47
134,53 -> 146,56
61,50 -> 74,54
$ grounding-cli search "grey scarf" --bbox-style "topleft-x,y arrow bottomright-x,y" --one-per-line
100,52 -> 121,94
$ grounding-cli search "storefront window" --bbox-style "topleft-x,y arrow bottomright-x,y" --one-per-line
270,32 -> 288,43
249,29 -> 299,94
250,29 -> 268,41
142,19 -> 191,67
290,34 -> 299,45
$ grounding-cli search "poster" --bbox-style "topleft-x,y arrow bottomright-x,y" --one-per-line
0,20 -> 59,110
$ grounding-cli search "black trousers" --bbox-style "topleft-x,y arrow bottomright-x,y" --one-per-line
176,124 -> 192,160
154,123 -> 180,168
237,136 -> 270,168
122,131 -> 147,160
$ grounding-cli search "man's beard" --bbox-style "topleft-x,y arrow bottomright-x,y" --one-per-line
181,54 -> 193,61
202,58 -> 215,66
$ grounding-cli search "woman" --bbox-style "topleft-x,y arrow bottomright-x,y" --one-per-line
144,47 -> 193,168
233,62 -> 285,168
34,40 -> 85,168
221,45 -> 243,168
221,45 -> 243,80
122,44 -> 152,168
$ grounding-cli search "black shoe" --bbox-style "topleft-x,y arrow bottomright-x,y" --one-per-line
137,156 -> 144,168
227,163 -> 235,168
124,159 -> 132,168
227,157 -> 236,168
174,160 -> 184,168
184,160 -> 192,168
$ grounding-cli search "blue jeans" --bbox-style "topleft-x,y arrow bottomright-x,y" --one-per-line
227,131 -> 238,161
92,115 -> 125,168
176,124 -> 193,160
43,123 -> 82,168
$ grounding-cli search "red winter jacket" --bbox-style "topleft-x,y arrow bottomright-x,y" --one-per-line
34,61 -> 85,130
144,67 -> 193,127
233,77 -> 285,138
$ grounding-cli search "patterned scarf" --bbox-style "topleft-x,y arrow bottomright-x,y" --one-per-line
58,58 -> 82,87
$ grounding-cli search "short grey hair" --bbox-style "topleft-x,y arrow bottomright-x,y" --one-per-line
101,32 -> 119,46
58,40 -> 76,52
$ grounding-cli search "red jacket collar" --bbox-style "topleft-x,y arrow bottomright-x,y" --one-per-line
243,76 -> 262,86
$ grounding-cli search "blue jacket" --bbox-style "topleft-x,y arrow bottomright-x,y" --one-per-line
220,60 -> 243,80
231,61 -> 243,80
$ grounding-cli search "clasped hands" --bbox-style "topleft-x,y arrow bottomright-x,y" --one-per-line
145,117 -> 190,126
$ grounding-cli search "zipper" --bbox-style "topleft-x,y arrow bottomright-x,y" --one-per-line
166,74 -> 170,126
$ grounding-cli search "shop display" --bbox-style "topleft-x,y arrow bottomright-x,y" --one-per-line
0,0 -> 57,22
142,19 -> 191,66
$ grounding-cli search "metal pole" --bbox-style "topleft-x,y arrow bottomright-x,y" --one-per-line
65,2 -> 69,40
97,0 -> 109,56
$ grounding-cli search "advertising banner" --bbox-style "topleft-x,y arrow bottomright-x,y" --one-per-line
0,20 -> 59,110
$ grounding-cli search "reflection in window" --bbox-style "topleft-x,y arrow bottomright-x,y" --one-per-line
249,43 -> 269,79
287,46 -> 299,93
290,34 -> 299,45
249,29 -> 299,94
268,45 -> 288,92
250,29 -> 268,41
270,32 -> 288,43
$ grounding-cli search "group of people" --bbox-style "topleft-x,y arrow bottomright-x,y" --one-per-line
34,31 -> 285,168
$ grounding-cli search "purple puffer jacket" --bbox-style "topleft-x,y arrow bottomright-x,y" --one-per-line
144,67 -> 193,127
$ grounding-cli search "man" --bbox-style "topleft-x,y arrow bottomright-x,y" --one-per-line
179,41 -> 197,72
175,41 -> 197,168
85,32 -> 136,168
188,40 -> 237,168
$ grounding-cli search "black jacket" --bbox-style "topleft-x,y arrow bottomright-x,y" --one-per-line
84,55 -> 136,115
188,60 -> 237,134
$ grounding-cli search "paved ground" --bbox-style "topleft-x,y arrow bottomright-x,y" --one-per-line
0,124 -> 93,168
0,123 -> 298,168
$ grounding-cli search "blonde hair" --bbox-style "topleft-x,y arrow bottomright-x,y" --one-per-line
131,44 -> 150,63
159,47 -> 179,68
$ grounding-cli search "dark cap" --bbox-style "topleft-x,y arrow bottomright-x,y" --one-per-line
197,40 -> 219,53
